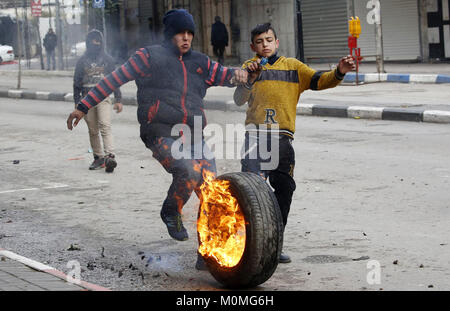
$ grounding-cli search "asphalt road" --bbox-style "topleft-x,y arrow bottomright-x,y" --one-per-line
0,97 -> 449,290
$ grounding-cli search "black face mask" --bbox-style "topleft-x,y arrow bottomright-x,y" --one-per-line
87,43 -> 102,56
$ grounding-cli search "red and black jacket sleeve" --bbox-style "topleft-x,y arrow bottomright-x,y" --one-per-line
205,58 -> 235,88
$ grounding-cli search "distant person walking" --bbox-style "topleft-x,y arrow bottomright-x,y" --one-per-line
43,28 -> 57,71
73,30 -> 123,173
211,16 -> 228,65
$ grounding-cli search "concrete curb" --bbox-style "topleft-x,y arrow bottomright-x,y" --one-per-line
0,249 -> 111,291
344,72 -> 450,84
296,103 -> 450,123
2,69 -> 450,84
1,88 -> 450,124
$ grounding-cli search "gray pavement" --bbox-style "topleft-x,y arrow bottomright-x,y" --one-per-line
0,249 -> 109,291
0,256 -> 83,291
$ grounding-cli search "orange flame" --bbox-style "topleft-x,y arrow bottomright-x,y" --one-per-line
197,169 -> 246,268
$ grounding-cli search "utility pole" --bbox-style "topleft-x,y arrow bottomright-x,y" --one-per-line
375,20 -> 385,73
102,4 -> 107,52
36,18 -> 45,70
83,0 -> 89,33
367,0 -> 385,74
48,0 -> 52,28
55,0 -> 64,70
23,0 -> 31,68
14,1 -> 23,89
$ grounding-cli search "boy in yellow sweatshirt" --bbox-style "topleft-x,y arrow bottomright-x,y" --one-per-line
234,23 -> 355,263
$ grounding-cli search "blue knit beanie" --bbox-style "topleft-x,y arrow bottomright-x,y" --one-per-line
163,9 -> 195,40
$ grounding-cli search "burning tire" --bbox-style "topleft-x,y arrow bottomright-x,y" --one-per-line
197,171 -> 283,288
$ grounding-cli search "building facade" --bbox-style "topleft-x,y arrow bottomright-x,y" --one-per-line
94,0 -> 449,63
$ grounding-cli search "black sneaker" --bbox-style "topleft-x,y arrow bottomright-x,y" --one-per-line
279,252 -> 291,263
89,155 -> 105,170
160,210 -> 189,241
105,154 -> 117,173
195,253 -> 208,271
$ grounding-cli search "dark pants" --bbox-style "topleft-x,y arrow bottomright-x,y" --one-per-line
241,132 -> 296,227
147,136 -> 217,216
213,45 -> 225,64
46,49 -> 56,70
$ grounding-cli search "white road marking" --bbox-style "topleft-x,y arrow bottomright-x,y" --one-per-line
0,181 -> 109,195
0,187 -> 40,194
0,183 -> 69,194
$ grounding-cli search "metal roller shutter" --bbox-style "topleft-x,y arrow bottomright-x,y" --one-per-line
301,0 -> 349,62
355,0 -> 421,61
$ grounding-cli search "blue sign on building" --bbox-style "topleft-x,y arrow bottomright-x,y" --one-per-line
92,0 -> 105,8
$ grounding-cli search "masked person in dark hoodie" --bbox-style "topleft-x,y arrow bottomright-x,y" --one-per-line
73,30 -> 123,172
67,10 -> 248,268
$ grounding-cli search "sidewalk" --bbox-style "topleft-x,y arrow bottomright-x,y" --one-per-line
0,61 -> 449,124
0,249 -> 110,291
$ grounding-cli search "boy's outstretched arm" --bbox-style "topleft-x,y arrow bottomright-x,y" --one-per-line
300,55 -> 356,92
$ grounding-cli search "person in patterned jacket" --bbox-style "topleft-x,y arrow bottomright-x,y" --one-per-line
73,29 -> 123,172
67,10 -> 248,266
234,23 -> 356,264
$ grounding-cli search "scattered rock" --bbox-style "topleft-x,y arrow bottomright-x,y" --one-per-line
352,256 -> 370,261
87,262 -> 96,270
393,260 -> 398,265
428,284 -> 434,288
1,256 -> 6,261
362,232 -> 367,236
152,273 -> 160,278
419,264 -> 424,268
101,247 -> 105,258
13,160 -> 20,164
67,244 -> 81,251
6,220 -> 12,223
118,270 -> 123,278
78,202 -> 84,204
